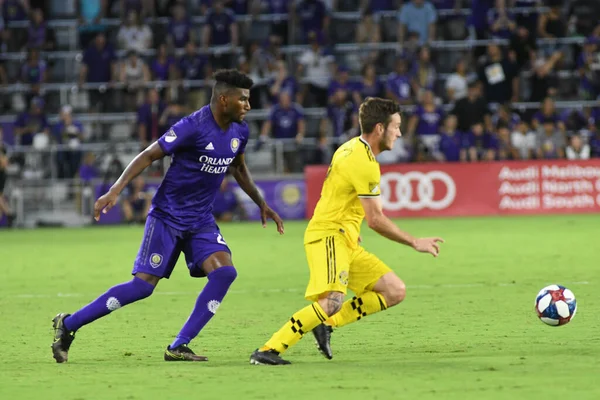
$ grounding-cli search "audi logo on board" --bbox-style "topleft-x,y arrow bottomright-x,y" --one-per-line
379,171 -> 457,211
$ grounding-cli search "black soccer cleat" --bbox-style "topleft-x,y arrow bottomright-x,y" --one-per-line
51,313 -> 75,363
312,324 -> 333,360
249,349 -> 291,365
164,344 -> 208,361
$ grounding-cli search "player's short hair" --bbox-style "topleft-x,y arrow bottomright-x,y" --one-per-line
359,97 -> 401,134
213,69 -> 254,94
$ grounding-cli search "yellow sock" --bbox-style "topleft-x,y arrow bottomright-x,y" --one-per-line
262,302 -> 327,354
325,291 -> 387,328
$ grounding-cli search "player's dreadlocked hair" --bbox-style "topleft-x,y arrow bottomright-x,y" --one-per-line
213,69 -> 254,91
358,97 -> 401,134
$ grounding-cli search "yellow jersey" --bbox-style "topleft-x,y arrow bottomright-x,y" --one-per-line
304,136 -> 381,249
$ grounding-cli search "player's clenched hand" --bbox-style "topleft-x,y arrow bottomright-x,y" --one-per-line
413,237 -> 445,257
94,190 -> 119,221
260,204 -> 284,234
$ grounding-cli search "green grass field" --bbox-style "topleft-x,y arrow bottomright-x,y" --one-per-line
1,214 -> 599,400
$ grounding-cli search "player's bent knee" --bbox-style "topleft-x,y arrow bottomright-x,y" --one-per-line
317,291 -> 344,317
384,280 -> 406,307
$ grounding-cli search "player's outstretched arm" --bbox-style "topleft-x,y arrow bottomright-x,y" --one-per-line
359,196 -> 444,257
94,142 -> 165,221
230,153 -> 284,234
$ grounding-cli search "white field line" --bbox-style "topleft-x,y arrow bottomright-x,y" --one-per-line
8,281 -> 591,299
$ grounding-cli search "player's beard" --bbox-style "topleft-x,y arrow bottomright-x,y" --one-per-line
380,134 -> 392,151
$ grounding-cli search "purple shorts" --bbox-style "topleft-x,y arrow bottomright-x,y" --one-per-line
132,215 -> 231,279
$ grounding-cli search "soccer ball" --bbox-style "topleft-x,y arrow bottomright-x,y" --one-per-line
535,285 -> 577,326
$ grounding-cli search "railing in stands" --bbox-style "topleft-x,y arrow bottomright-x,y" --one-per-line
1,101 -> 599,125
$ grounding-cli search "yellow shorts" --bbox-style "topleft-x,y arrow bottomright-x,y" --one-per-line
304,233 -> 393,301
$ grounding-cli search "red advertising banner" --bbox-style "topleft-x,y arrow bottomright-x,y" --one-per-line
305,160 -> 600,218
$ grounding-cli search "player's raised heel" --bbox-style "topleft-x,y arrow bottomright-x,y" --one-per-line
164,344 -> 208,361
249,349 -> 291,365
312,324 -> 333,360
51,313 -> 75,363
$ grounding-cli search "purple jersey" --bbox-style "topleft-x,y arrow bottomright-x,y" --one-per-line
206,8 -> 235,45
358,79 -> 384,99
414,105 -> 444,136
28,23 -> 47,48
386,73 -> 411,101
270,104 -> 304,139
463,131 -> 499,153
168,19 -> 192,48
439,131 -> 463,161
532,111 -> 559,125
297,0 -> 327,36
327,79 -> 358,98
150,105 -> 249,232
21,61 -> 47,84
152,57 -> 175,81
327,101 -> 357,137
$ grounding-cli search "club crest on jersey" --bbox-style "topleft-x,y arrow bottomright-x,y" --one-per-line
369,182 -> 379,194
165,129 -> 177,143
150,253 -> 163,268
230,138 -> 240,153
338,270 -> 349,286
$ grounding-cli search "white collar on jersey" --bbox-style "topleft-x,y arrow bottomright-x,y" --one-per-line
359,136 -> 373,151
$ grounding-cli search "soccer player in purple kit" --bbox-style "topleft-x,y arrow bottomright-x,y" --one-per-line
51,69 -> 284,363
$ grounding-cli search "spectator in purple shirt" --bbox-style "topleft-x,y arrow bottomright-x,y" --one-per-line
358,64 -> 385,100
437,114 -> 463,162
202,1 -> 238,47
2,0 -> 29,49
79,33 -> 117,112
328,66 -> 361,105
14,97 -> 49,147
462,121 -> 499,161
531,97 -> 565,132
259,91 -> 306,173
151,43 -> 177,81
386,58 -> 413,105
295,0 -> 329,43
78,152 -> 99,184
320,89 -> 359,150
20,48 -> 47,102
167,3 -> 194,49
407,90 -> 445,159
27,8 -> 55,51
137,88 -> 166,148
21,48 -> 47,85
2,0 -> 28,23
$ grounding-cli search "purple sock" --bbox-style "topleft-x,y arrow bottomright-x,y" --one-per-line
170,266 -> 237,349
64,277 -> 155,332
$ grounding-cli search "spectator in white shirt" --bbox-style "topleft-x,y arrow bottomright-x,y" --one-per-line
566,134 -> 591,160
511,120 -> 537,159
445,59 -> 472,102
117,10 -> 153,54
297,31 -> 335,107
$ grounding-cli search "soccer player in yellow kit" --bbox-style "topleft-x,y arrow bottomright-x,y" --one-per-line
250,97 -> 444,365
